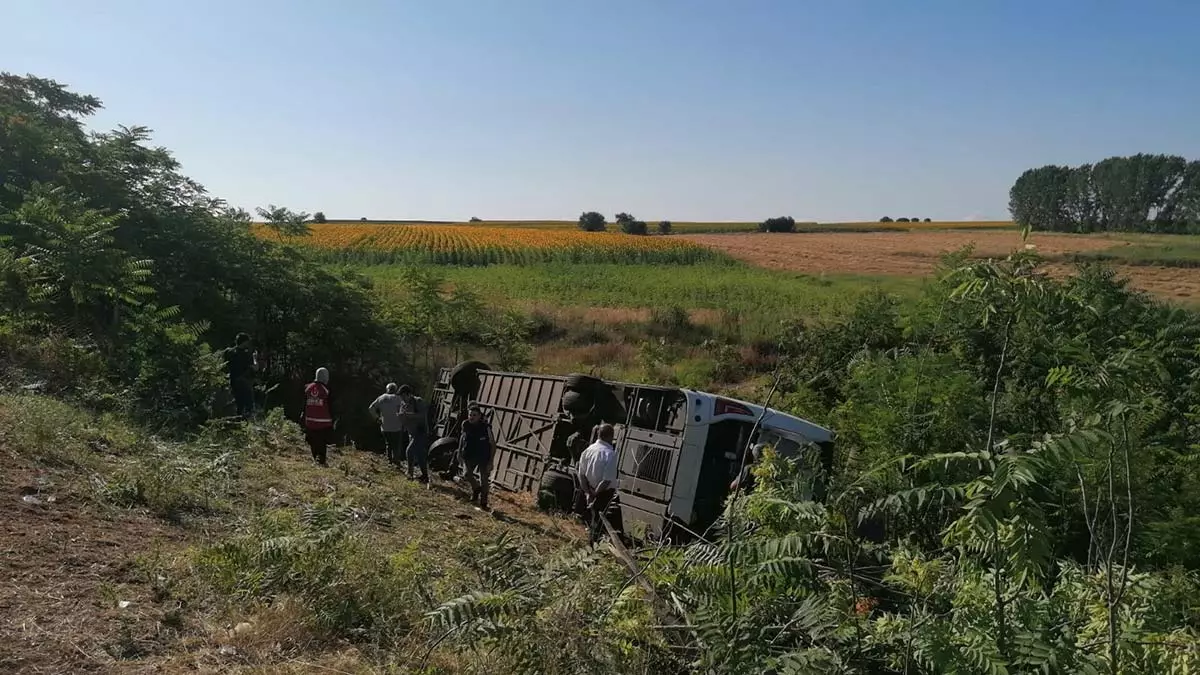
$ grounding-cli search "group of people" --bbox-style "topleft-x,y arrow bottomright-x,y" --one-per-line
368,385 -> 495,508
221,334 -> 624,533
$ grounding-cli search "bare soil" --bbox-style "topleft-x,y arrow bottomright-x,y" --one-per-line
1,459 -> 185,674
683,231 -> 1200,301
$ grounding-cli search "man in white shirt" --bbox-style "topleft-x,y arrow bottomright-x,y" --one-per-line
577,423 -> 619,543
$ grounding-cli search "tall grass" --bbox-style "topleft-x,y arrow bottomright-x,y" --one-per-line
362,263 -> 923,339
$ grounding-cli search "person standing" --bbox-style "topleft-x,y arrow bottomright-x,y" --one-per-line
302,367 -> 335,466
223,333 -> 257,419
369,383 -> 406,466
577,423 -> 619,543
459,405 -> 495,509
398,385 -> 430,483
730,442 -> 766,494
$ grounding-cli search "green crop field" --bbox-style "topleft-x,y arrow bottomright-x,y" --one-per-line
362,262 -> 923,340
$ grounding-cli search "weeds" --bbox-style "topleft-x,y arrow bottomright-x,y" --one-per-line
190,499 -> 433,650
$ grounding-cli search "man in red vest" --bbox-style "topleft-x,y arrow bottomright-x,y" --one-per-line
301,367 -> 335,465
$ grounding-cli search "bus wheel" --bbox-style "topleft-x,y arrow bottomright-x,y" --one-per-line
538,467 -> 575,512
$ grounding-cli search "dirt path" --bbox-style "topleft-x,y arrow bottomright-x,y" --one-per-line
1,461 -> 185,673
683,231 -> 1200,301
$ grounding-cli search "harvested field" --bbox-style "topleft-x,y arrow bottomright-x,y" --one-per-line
683,231 -> 1200,301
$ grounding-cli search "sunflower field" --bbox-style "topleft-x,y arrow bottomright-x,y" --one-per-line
254,223 -> 726,265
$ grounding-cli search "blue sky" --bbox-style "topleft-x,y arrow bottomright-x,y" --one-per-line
4,1 -> 1199,222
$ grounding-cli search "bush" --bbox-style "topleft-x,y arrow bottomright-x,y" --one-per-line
923,217 -> 932,222
658,220 -> 672,234
578,211 -> 606,232
193,501 -> 429,646
621,219 -> 648,235
360,217 -> 368,221
648,305 -> 693,339
758,216 -> 796,233
896,217 -> 910,222
469,217 -> 482,222
880,216 -> 893,223
313,212 -> 327,223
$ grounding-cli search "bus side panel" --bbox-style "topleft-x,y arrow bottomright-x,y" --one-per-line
431,367 -> 456,438
477,371 -> 566,493
615,426 -> 685,539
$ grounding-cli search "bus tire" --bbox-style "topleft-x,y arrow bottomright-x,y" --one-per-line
450,361 -> 489,396
428,437 -> 459,473
561,390 -> 593,415
564,373 -> 603,393
537,467 -> 576,512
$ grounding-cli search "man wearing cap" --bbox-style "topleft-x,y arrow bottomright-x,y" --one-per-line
369,382 -> 407,467
301,367 -> 336,466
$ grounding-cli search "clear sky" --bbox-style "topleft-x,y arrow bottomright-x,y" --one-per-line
4,1 -> 1199,222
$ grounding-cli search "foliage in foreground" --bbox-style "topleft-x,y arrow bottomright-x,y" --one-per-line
425,253 -> 1200,674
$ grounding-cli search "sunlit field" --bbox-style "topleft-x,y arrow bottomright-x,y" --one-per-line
302,219 -> 1016,233
253,223 -> 725,265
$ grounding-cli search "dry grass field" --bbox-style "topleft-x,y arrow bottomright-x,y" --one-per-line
681,230 -> 1200,301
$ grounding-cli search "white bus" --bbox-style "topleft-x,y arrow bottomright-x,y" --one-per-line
429,363 -> 834,540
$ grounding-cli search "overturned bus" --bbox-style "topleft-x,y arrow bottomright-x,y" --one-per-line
428,362 -> 834,541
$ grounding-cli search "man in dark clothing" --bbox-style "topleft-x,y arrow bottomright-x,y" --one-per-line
223,333 -> 257,419
302,367 -> 335,466
730,442 -> 765,494
459,405 -> 495,509
398,385 -> 430,483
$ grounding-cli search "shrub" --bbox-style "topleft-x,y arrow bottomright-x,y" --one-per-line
896,217 -> 910,222
648,305 -> 693,339
193,501 -> 430,647
924,217 -> 932,222
880,216 -> 893,223
360,217 -> 368,221
578,211 -> 607,232
758,216 -> 796,233
615,212 -> 635,224
469,217 -> 482,222
658,220 -> 672,234
621,219 -> 648,235
313,212 -> 327,223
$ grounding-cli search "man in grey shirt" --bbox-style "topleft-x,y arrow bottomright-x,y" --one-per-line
369,383 -> 407,466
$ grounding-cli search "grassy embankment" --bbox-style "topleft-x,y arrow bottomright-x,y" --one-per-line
1,395 -> 590,673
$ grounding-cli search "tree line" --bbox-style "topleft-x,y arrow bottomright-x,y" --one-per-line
0,73 -> 523,440
578,211 -> 672,234
1010,153 -> 1200,233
